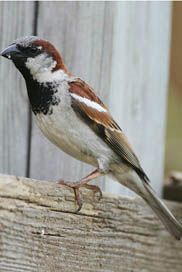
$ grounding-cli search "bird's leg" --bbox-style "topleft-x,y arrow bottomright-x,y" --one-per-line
57,169 -> 103,212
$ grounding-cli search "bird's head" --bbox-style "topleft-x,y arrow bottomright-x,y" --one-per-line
0,36 -> 68,82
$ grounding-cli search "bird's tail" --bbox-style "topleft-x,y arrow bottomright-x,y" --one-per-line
112,169 -> 182,239
142,181 -> 182,240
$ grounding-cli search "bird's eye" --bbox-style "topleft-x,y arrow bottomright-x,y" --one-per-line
30,47 -> 39,54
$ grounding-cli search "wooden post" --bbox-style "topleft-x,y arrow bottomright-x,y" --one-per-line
0,1 -> 35,177
0,174 -> 181,272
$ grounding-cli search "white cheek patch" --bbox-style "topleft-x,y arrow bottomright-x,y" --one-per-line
71,93 -> 107,112
25,53 -> 57,80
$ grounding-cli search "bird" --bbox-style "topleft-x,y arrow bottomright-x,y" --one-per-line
1,36 -> 182,240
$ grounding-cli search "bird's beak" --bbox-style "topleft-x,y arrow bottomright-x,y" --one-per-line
0,44 -> 20,60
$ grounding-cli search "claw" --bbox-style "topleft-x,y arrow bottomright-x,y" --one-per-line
73,187 -> 83,213
57,170 -> 103,212
82,184 -> 102,201
57,180 -> 83,212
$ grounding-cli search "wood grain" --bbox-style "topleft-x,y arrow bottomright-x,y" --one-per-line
28,2 -> 171,197
0,2 -> 35,176
104,2 -> 172,196
0,174 -> 181,272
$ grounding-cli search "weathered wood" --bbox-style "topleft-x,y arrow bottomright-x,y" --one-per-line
0,2 -> 35,176
105,2 -> 172,196
29,2 -> 171,196
0,174 -> 181,272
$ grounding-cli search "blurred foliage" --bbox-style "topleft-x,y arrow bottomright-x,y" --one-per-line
165,85 -> 182,175
165,2 -> 182,177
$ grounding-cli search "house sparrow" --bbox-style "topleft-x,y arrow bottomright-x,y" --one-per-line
1,36 -> 182,239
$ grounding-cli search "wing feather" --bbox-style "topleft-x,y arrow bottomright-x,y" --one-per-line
69,79 -> 149,181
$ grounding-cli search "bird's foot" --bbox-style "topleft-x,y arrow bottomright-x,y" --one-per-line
57,179 -> 102,213
82,183 -> 102,201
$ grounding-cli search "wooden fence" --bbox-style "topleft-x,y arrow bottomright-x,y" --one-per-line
0,1 -> 171,196
0,174 -> 182,272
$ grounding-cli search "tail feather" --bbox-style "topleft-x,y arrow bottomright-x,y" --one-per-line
113,168 -> 182,239
143,182 -> 182,240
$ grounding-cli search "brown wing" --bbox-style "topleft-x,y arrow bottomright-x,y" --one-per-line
69,79 -> 149,181
69,78 -> 107,109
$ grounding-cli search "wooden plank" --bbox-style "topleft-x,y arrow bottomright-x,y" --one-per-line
0,2 -> 35,176
29,2 -> 171,196
105,2 -> 172,195
0,174 -> 181,272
